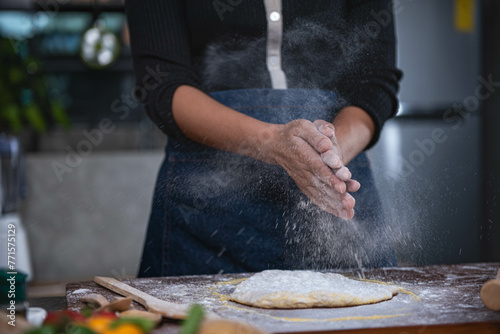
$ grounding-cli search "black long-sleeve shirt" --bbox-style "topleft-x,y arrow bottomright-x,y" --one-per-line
125,0 -> 402,147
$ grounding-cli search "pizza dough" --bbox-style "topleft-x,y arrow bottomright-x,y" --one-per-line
229,270 -> 398,309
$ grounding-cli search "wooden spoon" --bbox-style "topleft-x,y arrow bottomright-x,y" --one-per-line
119,309 -> 162,326
97,297 -> 133,312
81,293 -> 133,312
94,276 -> 220,320
81,293 -> 109,309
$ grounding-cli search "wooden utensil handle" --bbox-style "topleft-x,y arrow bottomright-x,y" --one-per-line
94,276 -> 190,319
94,276 -> 153,307
81,293 -> 109,307
94,276 -> 220,320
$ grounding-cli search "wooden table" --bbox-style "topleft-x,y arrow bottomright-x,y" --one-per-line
66,263 -> 500,333
28,297 -> 66,312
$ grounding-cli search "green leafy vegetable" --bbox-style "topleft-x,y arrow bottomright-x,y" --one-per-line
180,304 -> 205,334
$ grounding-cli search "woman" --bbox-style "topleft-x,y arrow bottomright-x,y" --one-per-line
125,0 -> 402,277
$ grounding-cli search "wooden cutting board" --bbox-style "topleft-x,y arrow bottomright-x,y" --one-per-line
66,263 -> 500,333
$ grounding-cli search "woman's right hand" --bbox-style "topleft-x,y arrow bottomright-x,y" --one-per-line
263,119 -> 356,219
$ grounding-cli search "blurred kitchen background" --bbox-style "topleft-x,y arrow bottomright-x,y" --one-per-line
0,0 -> 498,296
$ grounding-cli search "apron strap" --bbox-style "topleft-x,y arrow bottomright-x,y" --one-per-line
263,0 -> 288,89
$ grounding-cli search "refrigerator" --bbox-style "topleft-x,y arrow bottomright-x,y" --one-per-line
368,0 -> 485,265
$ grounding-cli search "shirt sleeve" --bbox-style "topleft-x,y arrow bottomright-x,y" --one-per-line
338,0 -> 403,148
125,0 -> 201,138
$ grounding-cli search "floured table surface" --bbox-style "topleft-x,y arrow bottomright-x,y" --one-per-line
67,263 -> 500,333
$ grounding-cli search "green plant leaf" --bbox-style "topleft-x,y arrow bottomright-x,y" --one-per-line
24,104 -> 47,133
51,99 -> 71,130
180,304 -> 205,334
80,306 -> 93,319
0,35 -> 72,133
2,104 -> 23,133
67,324 -> 97,334
8,67 -> 24,84
25,325 -> 58,334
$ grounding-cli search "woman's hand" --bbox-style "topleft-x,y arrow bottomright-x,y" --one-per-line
265,119 -> 355,219
171,86 -> 373,219
312,120 -> 360,193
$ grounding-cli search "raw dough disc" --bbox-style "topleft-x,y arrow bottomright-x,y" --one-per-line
230,270 -> 398,309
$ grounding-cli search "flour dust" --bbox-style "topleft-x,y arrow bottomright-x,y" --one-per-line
284,198 -> 395,271
368,153 -> 442,267
177,9 -> 410,271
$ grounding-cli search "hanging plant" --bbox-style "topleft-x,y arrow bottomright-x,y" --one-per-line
0,37 -> 71,134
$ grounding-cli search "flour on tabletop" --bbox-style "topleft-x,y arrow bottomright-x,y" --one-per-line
72,289 -> 91,294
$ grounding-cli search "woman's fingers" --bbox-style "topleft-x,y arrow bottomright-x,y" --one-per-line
295,122 -> 351,186
329,172 -> 347,194
304,177 -> 353,218
335,166 -> 351,181
344,209 -> 355,220
321,150 -> 343,170
313,119 -> 335,139
313,120 -> 356,185
295,121 -> 347,180
292,120 -> 333,153
272,120 -> 361,219
343,193 -> 356,210
346,179 -> 361,193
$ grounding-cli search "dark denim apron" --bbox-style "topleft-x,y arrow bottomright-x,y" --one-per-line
138,89 -> 396,277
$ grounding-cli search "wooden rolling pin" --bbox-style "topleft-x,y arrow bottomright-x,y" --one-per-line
480,269 -> 500,311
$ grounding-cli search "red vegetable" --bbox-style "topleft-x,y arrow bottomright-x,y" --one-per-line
44,310 -> 87,326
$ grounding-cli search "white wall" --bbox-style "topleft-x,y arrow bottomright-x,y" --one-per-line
20,151 -> 164,283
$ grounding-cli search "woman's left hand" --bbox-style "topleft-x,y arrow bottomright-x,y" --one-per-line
312,119 -> 360,193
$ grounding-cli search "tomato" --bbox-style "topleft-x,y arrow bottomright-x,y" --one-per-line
44,310 -> 87,328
